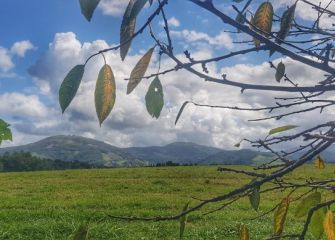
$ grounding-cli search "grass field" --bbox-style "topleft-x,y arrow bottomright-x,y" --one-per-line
0,165 -> 333,239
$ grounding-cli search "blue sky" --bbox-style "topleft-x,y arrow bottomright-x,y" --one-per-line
0,0 -> 332,148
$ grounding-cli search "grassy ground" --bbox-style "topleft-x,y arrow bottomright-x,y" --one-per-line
0,165 -> 333,239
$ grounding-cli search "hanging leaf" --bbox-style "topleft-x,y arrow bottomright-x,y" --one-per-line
275,62 -> 285,83
120,0 -> 137,61
180,202 -> 190,239
130,0 -> 148,19
315,155 -> 326,169
145,76 -> 164,119
0,119 -> 12,145
175,101 -> 190,125
79,0 -> 100,22
250,16 -> 261,47
276,3 -> 296,44
127,47 -> 154,94
235,13 -> 246,32
273,196 -> 290,237
240,224 -> 250,240
249,187 -> 260,211
73,224 -> 89,240
59,65 -> 85,113
324,209 -> 335,240
295,192 -> 321,218
95,64 -> 116,126
253,2 -> 273,36
311,208 -> 326,239
268,125 -> 298,135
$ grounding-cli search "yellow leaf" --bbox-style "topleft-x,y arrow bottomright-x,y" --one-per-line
315,155 -> 326,169
94,64 -> 116,126
127,47 -> 154,94
324,209 -> 335,240
253,2 -> 273,36
273,196 -> 290,237
240,224 -> 250,240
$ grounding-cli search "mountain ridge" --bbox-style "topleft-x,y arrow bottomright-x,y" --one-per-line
0,135 -> 317,167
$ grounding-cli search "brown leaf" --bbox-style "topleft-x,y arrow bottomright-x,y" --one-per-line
253,2 -> 273,36
273,196 -> 290,237
127,47 -> 154,94
324,209 -> 335,240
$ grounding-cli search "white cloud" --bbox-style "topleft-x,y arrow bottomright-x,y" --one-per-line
10,40 -> 35,57
0,47 -> 14,72
171,30 -> 234,50
159,17 -> 180,28
98,0 -> 129,16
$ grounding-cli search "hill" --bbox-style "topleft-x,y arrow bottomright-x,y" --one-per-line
0,135 -> 276,167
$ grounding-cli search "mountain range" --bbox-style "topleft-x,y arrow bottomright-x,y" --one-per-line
0,135 -> 331,167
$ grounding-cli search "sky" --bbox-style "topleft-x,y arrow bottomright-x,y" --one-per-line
0,0 -> 333,149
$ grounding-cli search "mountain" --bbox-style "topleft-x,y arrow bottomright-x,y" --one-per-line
0,135 -> 147,167
0,135 -> 275,167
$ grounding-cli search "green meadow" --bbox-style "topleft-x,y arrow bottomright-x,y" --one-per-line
0,165 -> 333,239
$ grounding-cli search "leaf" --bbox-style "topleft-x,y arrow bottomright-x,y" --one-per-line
250,16 -> 261,47
240,224 -> 250,240
268,125 -> 298,135
273,196 -> 290,237
120,0 -> 137,61
311,207 -> 326,239
180,202 -> 189,239
127,47 -> 154,94
249,187 -> 260,211
275,62 -> 285,83
276,3 -> 296,44
79,0 -> 100,21
175,101 -> 190,125
145,76 -> 164,119
73,224 -> 89,240
235,13 -> 246,32
253,2 -> 273,36
324,209 -> 335,240
149,0 -> 153,5
95,64 -> 116,126
295,192 -> 321,218
0,119 -> 12,145
59,65 -> 85,113
315,155 -> 326,169
130,0 -> 148,19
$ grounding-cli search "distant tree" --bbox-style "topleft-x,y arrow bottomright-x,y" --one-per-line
60,0 -> 334,239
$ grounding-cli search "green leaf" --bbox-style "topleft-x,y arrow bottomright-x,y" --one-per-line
73,224 -> 89,240
59,65 -> 85,113
79,0 -> 100,21
276,3 -> 296,44
268,125 -> 298,135
295,192 -> 321,218
273,196 -> 290,237
249,187 -> 260,211
275,62 -> 285,82
180,202 -> 189,239
120,0 -> 137,61
253,2 -> 273,36
127,47 -> 154,94
95,64 -> 116,126
310,207 -> 326,239
175,101 -> 190,125
145,76 -> 164,119
120,0 -> 148,61
0,119 -> 12,145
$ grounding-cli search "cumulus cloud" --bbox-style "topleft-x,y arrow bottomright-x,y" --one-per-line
170,30 -> 234,50
10,40 -> 35,57
0,40 -> 35,73
159,17 -> 180,28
